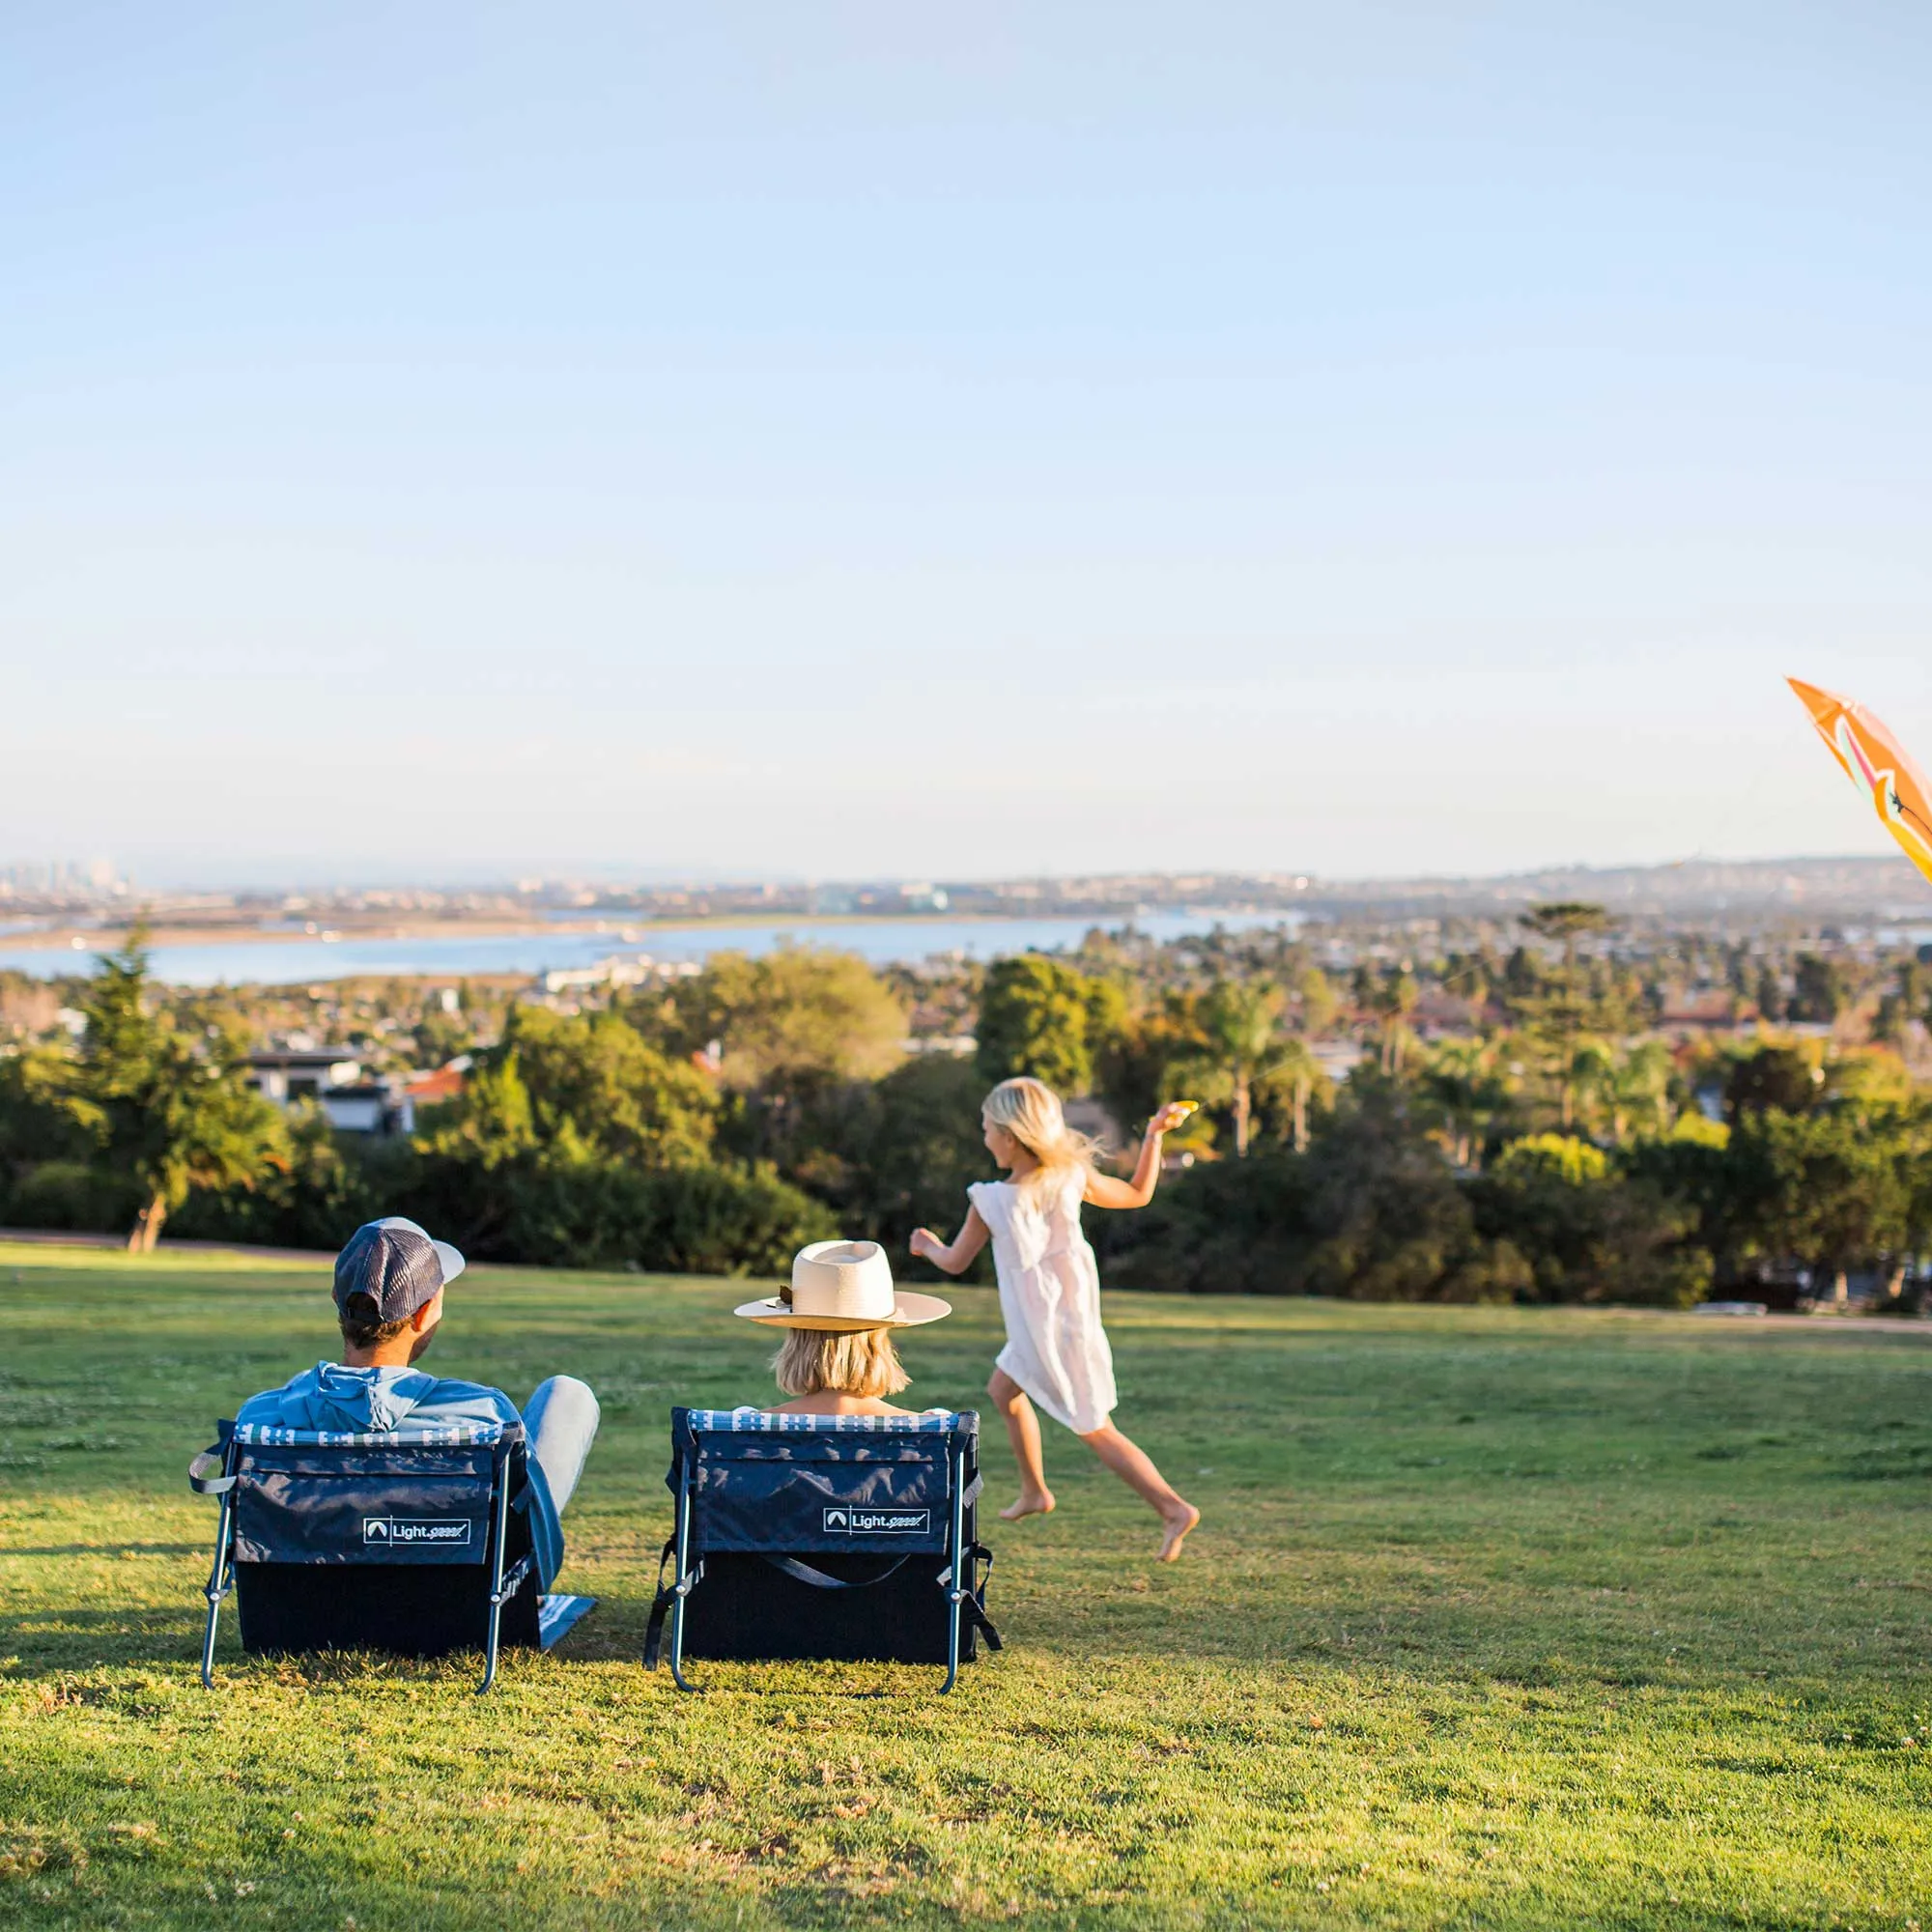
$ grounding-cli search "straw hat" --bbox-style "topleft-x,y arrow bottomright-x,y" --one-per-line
733,1239 -> 951,1332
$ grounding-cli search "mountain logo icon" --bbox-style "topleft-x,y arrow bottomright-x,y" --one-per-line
823,1509 -> 849,1529
362,1516 -> 471,1546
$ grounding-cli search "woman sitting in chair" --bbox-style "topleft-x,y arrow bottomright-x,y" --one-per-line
735,1240 -> 951,1414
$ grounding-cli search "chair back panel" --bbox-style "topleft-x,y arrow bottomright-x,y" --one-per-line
673,1408 -> 976,1557
692,1443 -> 954,1554
233,1443 -> 499,1566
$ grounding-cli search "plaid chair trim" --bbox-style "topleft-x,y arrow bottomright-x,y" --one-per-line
231,1421 -> 506,1447
684,1407 -> 960,1435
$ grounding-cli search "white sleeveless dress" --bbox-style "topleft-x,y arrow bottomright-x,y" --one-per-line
968,1177 -> 1118,1435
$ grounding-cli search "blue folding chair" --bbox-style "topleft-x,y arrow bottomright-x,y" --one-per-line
190,1417 -> 595,1693
644,1407 -> 1000,1693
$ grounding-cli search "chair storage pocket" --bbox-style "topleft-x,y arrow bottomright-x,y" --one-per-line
234,1451 -> 496,1566
694,1450 -> 952,1555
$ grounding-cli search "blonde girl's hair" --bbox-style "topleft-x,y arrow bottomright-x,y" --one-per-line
981,1076 -> 1100,1201
772,1326 -> 910,1400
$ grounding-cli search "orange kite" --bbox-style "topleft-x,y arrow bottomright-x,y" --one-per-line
1788,677 -> 1932,888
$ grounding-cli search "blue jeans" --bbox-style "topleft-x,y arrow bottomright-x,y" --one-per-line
524,1377 -> 599,1515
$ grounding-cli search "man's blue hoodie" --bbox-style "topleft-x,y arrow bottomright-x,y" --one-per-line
236,1362 -> 563,1589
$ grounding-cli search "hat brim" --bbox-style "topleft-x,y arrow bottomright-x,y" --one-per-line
374,1216 -> 466,1290
732,1292 -> 952,1331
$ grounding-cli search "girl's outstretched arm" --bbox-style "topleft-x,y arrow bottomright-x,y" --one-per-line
1085,1101 -> 1195,1209
909,1205 -> 990,1276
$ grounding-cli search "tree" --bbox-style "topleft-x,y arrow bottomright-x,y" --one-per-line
1723,1044 -> 1822,1122
1094,989 -> 1212,1143
1291,966 -> 1339,1037
1196,980 -> 1290,1156
644,948 -> 906,1091
415,1048 -> 537,1168
787,1054 -> 996,1263
1717,1106 -> 1913,1293
1264,1035 -> 1328,1155
1604,1039 -> 1676,1143
974,955 -> 1125,1096
1872,956 -> 1925,1045
1469,1134 -> 1711,1307
1293,1081 -> 1487,1301
1376,970 -> 1420,1075
1520,902 -> 1609,969
1418,1035 -> 1519,1169
1505,907 -> 1631,1130
51,928 -> 288,1251
1790,952 -> 1845,1025
496,1008 -> 719,1165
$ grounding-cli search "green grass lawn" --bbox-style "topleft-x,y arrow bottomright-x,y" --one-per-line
3,1240 -> 1931,1930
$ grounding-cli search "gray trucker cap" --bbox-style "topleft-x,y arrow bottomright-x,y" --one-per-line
330,1216 -> 467,1323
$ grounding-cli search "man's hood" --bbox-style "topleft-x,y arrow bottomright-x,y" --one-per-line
275,1362 -> 437,1432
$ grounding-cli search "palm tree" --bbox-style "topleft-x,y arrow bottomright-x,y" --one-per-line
1418,1035 -> 1516,1170
1378,970 -> 1420,1075
1605,1039 -> 1675,1143
1264,1036 -> 1326,1154
1198,980 -> 1288,1157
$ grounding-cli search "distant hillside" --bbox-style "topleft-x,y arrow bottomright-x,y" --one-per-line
1293,855 -> 1932,922
954,855 -> 1932,923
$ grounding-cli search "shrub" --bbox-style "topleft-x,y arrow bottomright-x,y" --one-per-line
1471,1138 -> 1711,1307
408,1151 -> 835,1276
3,1161 -> 141,1234
1096,1090 -> 1517,1300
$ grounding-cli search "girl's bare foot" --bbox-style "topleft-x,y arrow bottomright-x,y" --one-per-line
1000,1490 -> 1056,1521
1157,1500 -> 1200,1562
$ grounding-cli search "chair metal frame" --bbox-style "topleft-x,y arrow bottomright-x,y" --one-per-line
194,1424 -> 534,1695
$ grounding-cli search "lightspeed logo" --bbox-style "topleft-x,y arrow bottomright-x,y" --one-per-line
822,1507 -> 929,1535
362,1517 -> 472,1547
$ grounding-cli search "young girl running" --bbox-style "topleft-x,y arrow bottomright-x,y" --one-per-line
910,1078 -> 1201,1561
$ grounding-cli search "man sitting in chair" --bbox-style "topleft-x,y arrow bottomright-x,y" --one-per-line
236,1217 -> 599,1589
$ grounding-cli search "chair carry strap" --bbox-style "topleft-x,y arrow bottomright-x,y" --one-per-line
964,1598 -> 1004,1651
491,1553 -> 535,1608
187,1447 -> 236,1496
760,1553 -> 912,1591
960,1543 -> 1002,1649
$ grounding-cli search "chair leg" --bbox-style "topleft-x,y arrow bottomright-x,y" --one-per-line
940,1448 -> 966,1694
668,1584 -> 699,1691
668,1468 -> 698,1691
199,1499 -> 234,1690
477,1460 -> 514,1695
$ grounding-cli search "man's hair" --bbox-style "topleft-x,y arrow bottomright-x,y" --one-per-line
339,1291 -> 412,1351
772,1327 -> 909,1400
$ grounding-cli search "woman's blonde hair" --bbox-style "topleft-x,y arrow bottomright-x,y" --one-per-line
772,1326 -> 910,1400
981,1076 -> 1099,1200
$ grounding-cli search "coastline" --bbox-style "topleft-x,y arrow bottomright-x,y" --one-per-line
0,908 -> 1148,956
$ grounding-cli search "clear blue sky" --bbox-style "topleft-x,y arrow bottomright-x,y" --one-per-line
4,3 -> 1929,886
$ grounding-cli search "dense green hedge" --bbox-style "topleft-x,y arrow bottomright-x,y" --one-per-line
153,1142 -> 832,1277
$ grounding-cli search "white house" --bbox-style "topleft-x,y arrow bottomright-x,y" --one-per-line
246,1049 -> 413,1136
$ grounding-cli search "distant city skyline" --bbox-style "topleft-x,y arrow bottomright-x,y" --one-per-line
6,4 -> 1930,881
5,850 -> 1928,906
